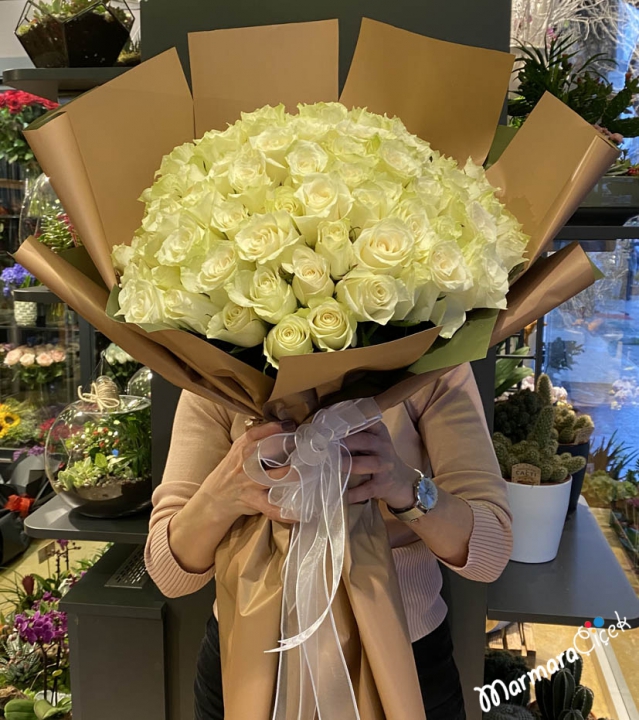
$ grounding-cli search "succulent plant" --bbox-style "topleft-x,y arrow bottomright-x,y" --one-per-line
494,405 -> 586,483
484,704 -> 536,719
535,654 -> 594,720
554,405 -> 595,445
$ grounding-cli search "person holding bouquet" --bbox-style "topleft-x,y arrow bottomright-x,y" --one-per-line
146,362 -> 511,720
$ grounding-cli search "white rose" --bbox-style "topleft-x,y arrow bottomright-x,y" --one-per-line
348,179 -> 402,231
158,142 -> 197,177
325,133 -> 370,163
112,244 -> 134,274
352,218 -> 414,275
264,185 -> 304,217
250,125 -> 294,164
297,102 -> 348,124
196,124 -> 244,167
206,302 -> 267,347
294,173 -> 352,242
239,104 -> 287,136
316,219 -> 355,279
228,146 -> 271,212
411,176 -> 448,218
457,242 -> 510,311
378,140 -> 422,182
291,116 -> 331,143
394,269 -> 440,324
151,265 -> 182,290
164,289 -> 222,335
227,267 -> 298,324
427,241 -> 474,293
392,197 -> 433,243
335,270 -> 400,325
496,213 -> 528,268
430,296 -> 467,339
155,218 -> 216,267
104,343 -> 117,364
264,312 -> 313,368
210,198 -> 249,240
306,297 -> 356,351
235,211 -> 301,265
181,241 -> 241,294
334,161 -> 375,189
115,347 -> 134,364
282,246 -> 334,306
118,278 -> 169,326
20,352 -> 35,367
285,140 -> 329,178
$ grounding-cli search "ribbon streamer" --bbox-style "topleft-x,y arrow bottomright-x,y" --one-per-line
244,398 -> 383,720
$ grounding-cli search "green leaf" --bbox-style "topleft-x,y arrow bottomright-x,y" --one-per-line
606,116 -> 639,138
94,453 -> 108,469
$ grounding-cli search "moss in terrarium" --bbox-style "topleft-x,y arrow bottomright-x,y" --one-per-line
53,405 -> 151,491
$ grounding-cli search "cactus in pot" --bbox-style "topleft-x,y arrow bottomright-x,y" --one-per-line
554,405 -> 595,445
535,654 -> 594,720
494,405 -> 586,483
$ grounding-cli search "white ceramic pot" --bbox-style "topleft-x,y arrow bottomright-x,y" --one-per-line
14,300 -> 38,326
506,477 -> 572,564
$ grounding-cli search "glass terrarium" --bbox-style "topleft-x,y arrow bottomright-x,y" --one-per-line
126,366 -> 152,399
15,0 -> 134,69
45,393 -> 151,517
19,173 -> 80,253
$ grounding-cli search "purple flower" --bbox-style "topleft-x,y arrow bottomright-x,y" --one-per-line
12,448 -> 27,462
13,608 -> 67,645
56,539 -> 69,550
27,446 -> 45,457
0,264 -> 35,298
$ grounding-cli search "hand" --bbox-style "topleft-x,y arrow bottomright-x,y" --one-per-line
342,422 -> 418,509
202,420 -> 297,524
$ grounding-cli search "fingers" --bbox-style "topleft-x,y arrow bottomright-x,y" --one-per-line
342,431 -> 378,454
347,480 -> 378,505
248,488 -> 295,524
349,454 -> 392,476
244,421 -> 291,444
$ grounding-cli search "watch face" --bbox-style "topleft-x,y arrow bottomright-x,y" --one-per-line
417,477 -> 437,511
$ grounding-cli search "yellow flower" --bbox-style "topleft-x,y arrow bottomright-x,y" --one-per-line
0,411 -> 20,427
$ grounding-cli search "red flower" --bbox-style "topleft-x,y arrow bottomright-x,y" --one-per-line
7,99 -> 22,114
5,494 -> 34,518
22,575 -> 35,596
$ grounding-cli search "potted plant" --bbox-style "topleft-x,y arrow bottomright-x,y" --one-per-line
15,0 -> 134,69
554,405 -> 595,515
493,402 -> 586,563
502,35 -> 639,194
0,264 -> 41,327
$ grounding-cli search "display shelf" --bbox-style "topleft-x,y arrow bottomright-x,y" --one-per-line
487,502 -> 639,628
1,67 -> 131,102
24,494 -> 150,544
13,285 -> 61,304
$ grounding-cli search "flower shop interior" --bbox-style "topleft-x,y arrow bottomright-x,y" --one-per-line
1,1 -> 639,719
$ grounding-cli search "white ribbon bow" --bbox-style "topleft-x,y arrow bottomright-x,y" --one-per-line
244,398 -> 383,720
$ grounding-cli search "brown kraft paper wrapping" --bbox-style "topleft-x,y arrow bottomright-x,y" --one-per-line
14,19 -> 618,720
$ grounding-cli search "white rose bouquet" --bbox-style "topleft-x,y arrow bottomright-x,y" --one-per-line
15,19 -> 617,720
112,103 -> 529,370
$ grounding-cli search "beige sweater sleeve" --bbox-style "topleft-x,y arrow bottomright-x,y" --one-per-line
144,390 -> 233,598
407,363 -> 513,582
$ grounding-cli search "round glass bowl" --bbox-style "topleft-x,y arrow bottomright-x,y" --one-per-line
45,395 -> 151,518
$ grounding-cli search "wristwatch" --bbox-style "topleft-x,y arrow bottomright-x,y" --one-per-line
387,469 -> 438,523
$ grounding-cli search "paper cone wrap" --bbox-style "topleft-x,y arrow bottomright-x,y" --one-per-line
15,18 -> 617,720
